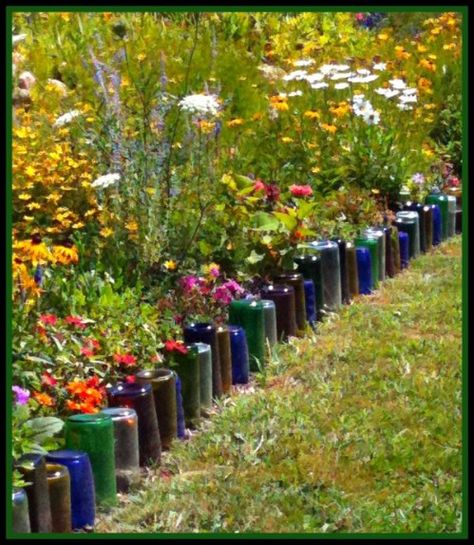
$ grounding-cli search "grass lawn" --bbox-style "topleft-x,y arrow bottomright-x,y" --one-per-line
96,236 -> 463,535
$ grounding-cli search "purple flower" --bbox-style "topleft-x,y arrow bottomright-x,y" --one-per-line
180,275 -> 206,293
412,172 -> 425,185
12,386 -> 30,406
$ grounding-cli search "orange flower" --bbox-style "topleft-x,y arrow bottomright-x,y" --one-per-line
66,379 -> 87,396
33,392 -> 55,407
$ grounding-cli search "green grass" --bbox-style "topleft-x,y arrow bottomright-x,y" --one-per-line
96,237 -> 462,534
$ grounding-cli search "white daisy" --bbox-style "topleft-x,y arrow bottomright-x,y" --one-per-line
373,62 -> 387,71
91,173 -> 121,189
304,73 -> 325,84
375,88 -> 400,98
348,74 -> 379,83
293,59 -> 315,67
282,70 -> 308,81
399,94 -> 417,104
389,78 -> 407,90
357,69 -> 372,75
334,83 -> 350,90
53,109 -> 81,128
330,71 -> 355,80
311,82 -> 329,89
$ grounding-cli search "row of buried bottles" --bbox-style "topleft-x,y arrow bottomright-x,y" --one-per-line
12,189 -> 461,534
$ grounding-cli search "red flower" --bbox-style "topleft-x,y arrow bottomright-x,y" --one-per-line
113,353 -> 137,366
289,184 -> 313,197
80,347 -> 94,358
41,372 -> 57,388
65,315 -> 87,329
125,375 -> 136,384
86,376 -> 101,388
164,340 -> 188,355
39,314 -> 57,326
36,325 -> 47,337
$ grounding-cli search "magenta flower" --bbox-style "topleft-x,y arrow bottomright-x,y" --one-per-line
221,279 -> 244,295
212,286 -> 233,305
12,386 -> 30,405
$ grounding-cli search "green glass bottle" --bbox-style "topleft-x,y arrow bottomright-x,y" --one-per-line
228,299 -> 265,371
64,414 -> 117,507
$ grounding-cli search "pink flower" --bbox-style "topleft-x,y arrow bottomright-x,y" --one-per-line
253,180 -> 266,192
209,266 -> 220,278
448,176 -> 460,187
289,184 -> 313,197
221,279 -> 244,295
180,275 -> 206,293
212,286 -> 233,305
355,13 -> 365,21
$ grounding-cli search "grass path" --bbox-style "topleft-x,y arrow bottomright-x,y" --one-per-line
97,237 -> 463,534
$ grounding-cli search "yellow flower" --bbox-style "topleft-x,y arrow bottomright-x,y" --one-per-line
198,120 -> 215,134
378,33 -> 389,41
15,239 -> 52,265
227,118 -> 245,128
100,227 -> 114,238
395,46 -> 411,60
84,209 -> 96,218
26,202 -> 41,211
281,136 -> 294,144
252,112 -> 263,121
311,166 -> 321,174
270,95 -> 289,111
320,123 -> 337,134
18,193 -> 32,200
52,244 -> 79,265
304,110 -> 320,120
419,58 -> 436,72
417,44 -> 428,53
164,260 -> 177,271
72,222 -> 85,229
25,166 -> 36,177
137,53 -> 146,62
145,187 -> 156,196
125,220 -> 138,232
329,102 -> 350,118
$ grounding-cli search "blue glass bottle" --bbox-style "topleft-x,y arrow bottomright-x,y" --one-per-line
46,450 -> 95,531
399,231 -> 409,269
175,374 -> 186,439
430,204 -> 442,246
303,279 -> 316,325
228,325 -> 249,385
356,247 -> 372,295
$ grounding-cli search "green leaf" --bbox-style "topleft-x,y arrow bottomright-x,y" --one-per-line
246,250 -> 265,264
252,212 -> 280,231
273,212 -> 298,232
25,417 -> 64,444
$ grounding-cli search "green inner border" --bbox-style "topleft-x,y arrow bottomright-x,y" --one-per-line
5,5 -> 468,539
